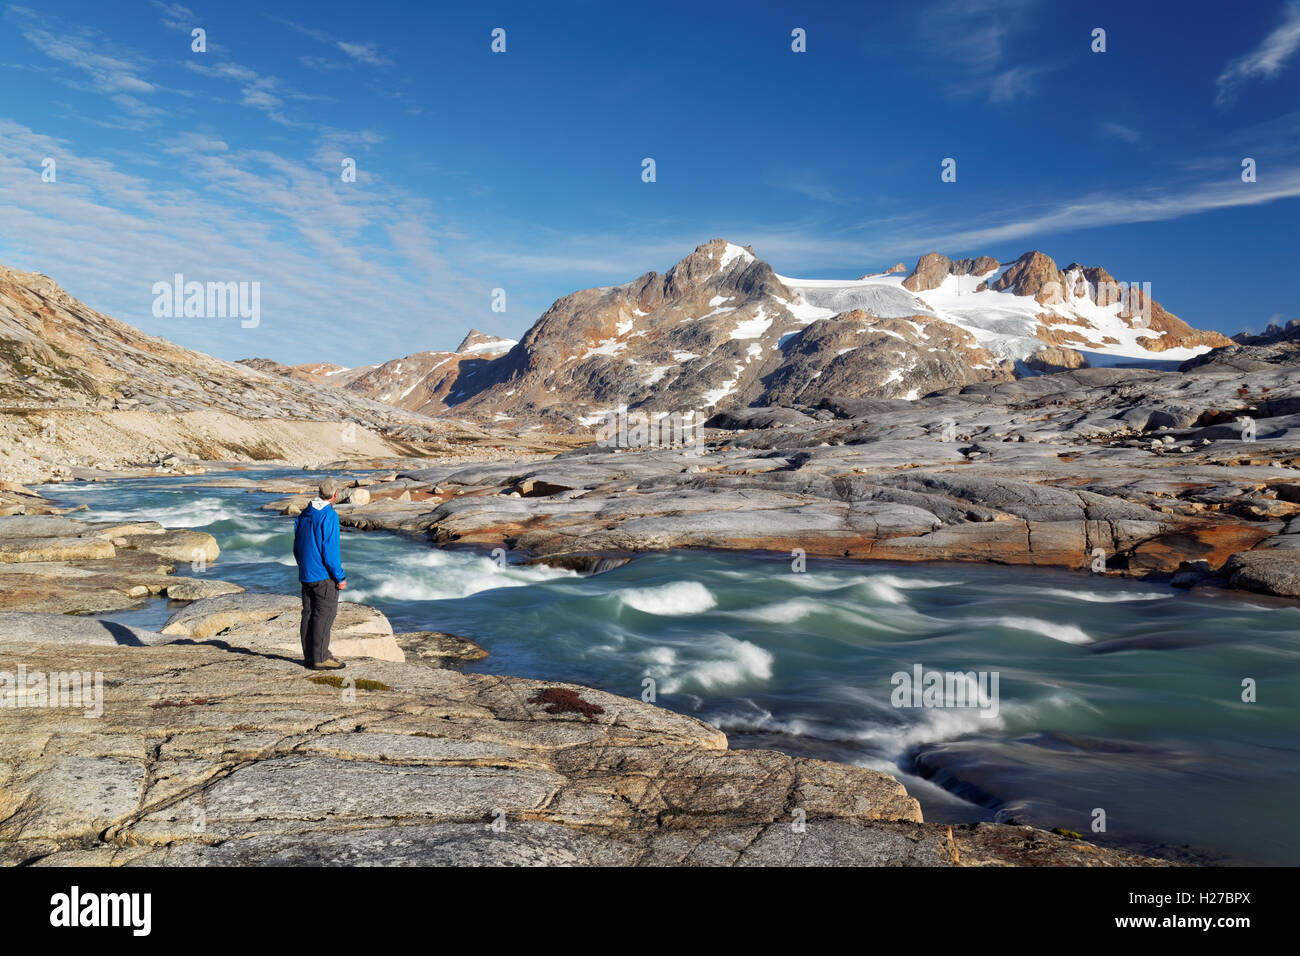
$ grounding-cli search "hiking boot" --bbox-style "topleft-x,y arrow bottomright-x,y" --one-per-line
310,657 -> 346,670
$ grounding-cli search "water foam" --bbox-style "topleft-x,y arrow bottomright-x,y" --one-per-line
709,695 -> 1011,755
728,598 -> 819,624
1035,587 -> 1170,603
995,616 -> 1093,645
657,634 -> 774,692
87,497 -> 239,528
346,549 -> 573,603
618,581 -> 716,616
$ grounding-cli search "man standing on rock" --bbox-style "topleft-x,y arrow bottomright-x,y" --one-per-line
293,477 -> 347,670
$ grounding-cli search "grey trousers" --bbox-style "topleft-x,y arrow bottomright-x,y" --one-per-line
300,579 -> 339,664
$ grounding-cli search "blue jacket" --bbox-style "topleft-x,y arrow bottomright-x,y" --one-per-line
293,500 -> 346,584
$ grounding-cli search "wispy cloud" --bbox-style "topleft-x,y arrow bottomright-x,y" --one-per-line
183,59 -> 302,125
153,1 -> 194,33
920,0 -> 1049,103
300,55 -> 347,72
269,16 -> 392,69
911,171 -> 1300,253
1216,1 -> 1300,106
10,6 -> 166,124
781,175 -> 842,204
336,41 -> 390,67
1101,121 -> 1141,144
0,118 -> 488,362
471,166 -> 1300,284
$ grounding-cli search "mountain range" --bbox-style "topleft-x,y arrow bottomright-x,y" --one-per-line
0,239 -> 1234,451
246,239 -> 1231,431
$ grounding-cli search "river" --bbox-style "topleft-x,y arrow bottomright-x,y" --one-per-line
43,469 -> 1300,865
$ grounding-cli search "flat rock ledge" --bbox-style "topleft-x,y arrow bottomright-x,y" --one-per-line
159,592 -> 404,663
0,618 -> 1164,866
0,514 -> 234,615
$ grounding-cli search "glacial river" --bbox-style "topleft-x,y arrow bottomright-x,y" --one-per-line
45,469 -> 1300,865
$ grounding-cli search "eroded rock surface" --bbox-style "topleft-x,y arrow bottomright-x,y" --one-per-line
254,357 -> 1300,599
0,627 -> 1162,866
0,515 -> 225,614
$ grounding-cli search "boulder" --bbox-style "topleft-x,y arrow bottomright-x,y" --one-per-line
163,578 -> 246,601
341,486 -> 371,506
119,530 -> 219,564
83,521 -> 166,541
160,592 -> 403,662
0,515 -> 94,538
0,536 -> 115,564
1025,347 -> 1087,374
1222,550 -> 1300,598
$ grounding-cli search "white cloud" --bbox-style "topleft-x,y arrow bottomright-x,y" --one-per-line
269,16 -> 391,69
475,166 -> 1300,285
11,7 -> 167,126
184,59 -> 304,125
921,0 -> 1047,102
336,41 -> 391,66
153,2 -> 195,32
1101,121 -> 1141,143
914,171 -> 1300,251
1216,1 -> 1300,106
0,119 -> 490,363
989,65 -> 1048,103
782,177 -> 841,204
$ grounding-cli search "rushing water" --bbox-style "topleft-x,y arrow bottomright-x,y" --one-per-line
44,469 -> 1300,865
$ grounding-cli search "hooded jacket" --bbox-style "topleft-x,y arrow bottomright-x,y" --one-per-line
293,498 -> 346,584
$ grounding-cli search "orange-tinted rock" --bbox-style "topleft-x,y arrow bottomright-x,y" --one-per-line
1126,522 -> 1275,573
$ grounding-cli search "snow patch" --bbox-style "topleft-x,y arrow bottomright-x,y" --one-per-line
717,242 -> 754,271
729,306 -> 773,341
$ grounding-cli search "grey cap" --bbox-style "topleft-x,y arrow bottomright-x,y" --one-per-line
319,477 -> 343,500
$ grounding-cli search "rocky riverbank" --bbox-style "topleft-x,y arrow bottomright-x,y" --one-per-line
239,362 -> 1300,602
0,512 -> 1164,865
0,607 -> 1160,867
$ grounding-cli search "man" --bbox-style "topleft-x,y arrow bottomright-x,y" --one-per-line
293,477 -> 348,670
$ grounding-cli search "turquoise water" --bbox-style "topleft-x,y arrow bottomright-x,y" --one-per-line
45,470 -> 1300,865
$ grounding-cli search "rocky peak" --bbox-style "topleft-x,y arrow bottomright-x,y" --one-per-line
1236,319 -> 1300,346
989,251 -> 1064,303
658,238 -> 778,301
455,329 -> 515,355
901,252 -> 1002,293
901,252 -> 953,292
951,255 -> 1000,277
861,262 -> 911,280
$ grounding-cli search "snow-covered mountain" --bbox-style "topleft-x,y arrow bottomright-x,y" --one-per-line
257,239 -> 1231,430
324,329 -> 517,417
850,249 -> 1228,361
243,330 -> 517,416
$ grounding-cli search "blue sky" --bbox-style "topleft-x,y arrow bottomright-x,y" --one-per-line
1,0 -> 1297,365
